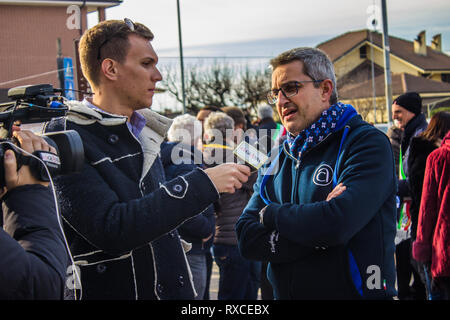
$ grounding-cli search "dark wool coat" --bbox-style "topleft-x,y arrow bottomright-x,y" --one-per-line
0,185 -> 67,299
160,141 -> 215,255
407,136 -> 439,240
413,131 -> 450,278
44,101 -> 219,300
398,113 -> 428,198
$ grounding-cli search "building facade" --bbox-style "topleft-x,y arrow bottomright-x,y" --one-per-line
0,0 -> 121,103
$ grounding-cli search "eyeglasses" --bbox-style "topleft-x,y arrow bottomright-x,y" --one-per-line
267,80 -> 324,105
97,18 -> 136,60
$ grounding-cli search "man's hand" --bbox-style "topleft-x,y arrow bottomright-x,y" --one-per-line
326,183 -> 346,202
204,163 -> 250,194
2,130 -> 56,193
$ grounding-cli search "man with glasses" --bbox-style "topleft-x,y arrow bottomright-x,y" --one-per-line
44,19 -> 250,300
236,47 -> 397,299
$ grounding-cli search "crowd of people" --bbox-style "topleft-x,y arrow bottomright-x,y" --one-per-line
1,18 -> 449,301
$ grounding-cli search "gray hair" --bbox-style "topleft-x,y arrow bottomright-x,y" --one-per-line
204,112 -> 234,142
270,47 -> 338,105
167,114 -> 202,145
258,104 -> 274,120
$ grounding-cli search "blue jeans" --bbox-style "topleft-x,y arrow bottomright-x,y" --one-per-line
187,253 -> 207,300
213,243 -> 261,300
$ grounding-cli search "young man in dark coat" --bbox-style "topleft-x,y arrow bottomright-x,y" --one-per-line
44,19 -> 250,300
0,130 -> 68,299
236,47 -> 397,300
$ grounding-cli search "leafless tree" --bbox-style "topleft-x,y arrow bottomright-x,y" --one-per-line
161,62 -> 270,114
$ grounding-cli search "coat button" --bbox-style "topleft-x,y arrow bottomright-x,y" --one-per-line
157,283 -> 163,293
173,184 -> 183,192
96,263 -> 107,273
178,275 -> 184,287
107,134 -> 119,144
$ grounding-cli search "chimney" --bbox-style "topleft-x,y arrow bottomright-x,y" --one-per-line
413,30 -> 427,56
431,34 -> 442,52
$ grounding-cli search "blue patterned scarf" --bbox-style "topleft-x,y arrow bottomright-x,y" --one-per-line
286,102 -> 349,160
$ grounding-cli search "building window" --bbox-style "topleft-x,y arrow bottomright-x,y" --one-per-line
359,46 -> 367,59
442,74 -> 450,83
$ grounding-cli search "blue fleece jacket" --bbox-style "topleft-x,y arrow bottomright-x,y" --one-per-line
236,106 -> 398,300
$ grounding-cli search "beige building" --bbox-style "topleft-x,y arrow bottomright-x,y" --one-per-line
317,29 -> 450,122
0,0 -> 121,103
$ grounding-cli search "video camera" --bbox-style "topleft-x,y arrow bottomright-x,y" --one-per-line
0,84 -> 84,187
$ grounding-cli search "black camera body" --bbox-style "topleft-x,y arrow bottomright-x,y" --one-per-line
0,84 -> 84,187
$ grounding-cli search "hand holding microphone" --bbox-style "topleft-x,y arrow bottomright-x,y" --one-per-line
204,163 -> 250,194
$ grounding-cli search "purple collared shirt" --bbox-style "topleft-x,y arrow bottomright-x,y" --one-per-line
83,99 -> 146,138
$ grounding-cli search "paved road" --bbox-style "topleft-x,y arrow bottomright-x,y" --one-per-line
208,261 -> 261,300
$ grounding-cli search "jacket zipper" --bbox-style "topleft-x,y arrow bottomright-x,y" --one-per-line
283,143 -> 302,203
284,131 -> 337,204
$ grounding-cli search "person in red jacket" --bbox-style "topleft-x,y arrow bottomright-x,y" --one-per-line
413,129 -> 450,300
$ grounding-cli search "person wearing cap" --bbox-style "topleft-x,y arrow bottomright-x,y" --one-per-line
392,91 -> 428,300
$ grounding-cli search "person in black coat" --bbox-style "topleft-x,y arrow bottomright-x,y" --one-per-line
0,130 -> 68,299
392,92 -> 428,300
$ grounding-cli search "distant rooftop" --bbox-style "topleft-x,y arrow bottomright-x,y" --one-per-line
339,72 -> 450,103
317,29 -> 450,72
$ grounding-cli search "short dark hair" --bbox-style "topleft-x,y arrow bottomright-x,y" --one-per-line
270,47 -> 338,105
79,19 -> 154,88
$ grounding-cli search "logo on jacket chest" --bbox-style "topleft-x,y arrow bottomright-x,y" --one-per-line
312,164 -> 333,186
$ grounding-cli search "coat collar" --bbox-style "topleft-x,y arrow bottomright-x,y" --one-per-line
65,100 -> 173,180
65,100 -> 172,137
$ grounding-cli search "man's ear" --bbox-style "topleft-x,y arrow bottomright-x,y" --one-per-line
101,58 -> 119,81
320,79 -> 334,102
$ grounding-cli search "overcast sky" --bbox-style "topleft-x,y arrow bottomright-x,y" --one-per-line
88,0 -> 450,55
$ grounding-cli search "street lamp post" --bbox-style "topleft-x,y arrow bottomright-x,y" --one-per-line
177,0 -> 187,114
381,0 -> 393,124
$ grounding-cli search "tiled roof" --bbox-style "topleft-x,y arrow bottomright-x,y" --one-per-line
317,29 -> 450,71
339,72 -> 450,100
336,59 -> 385,90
